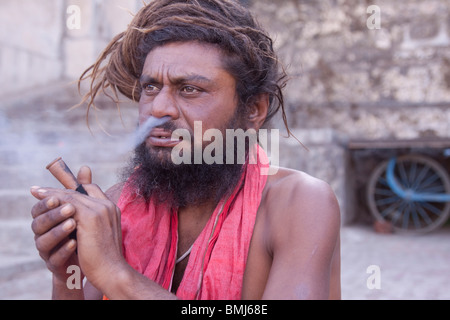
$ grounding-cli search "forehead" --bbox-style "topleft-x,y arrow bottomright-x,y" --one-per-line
142,41 -> 230,80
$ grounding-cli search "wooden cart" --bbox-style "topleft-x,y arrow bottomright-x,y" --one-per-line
348,138 -> 450,234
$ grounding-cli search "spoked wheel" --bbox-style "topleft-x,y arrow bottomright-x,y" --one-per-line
367,154 -> 450,234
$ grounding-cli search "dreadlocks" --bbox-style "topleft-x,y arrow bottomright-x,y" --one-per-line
78,0 -> 290,133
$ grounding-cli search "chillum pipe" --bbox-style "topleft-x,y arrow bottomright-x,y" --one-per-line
46,157 -> 88,194
46,157 -> 88,242
46,157 -> 87,195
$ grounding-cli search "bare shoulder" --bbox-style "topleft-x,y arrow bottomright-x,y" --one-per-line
105,182 -> 125,205
263,167 -> 340,216
261,167 -> 341,253
250,167 -> 341,299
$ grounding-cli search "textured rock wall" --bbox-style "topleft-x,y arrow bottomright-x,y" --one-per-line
253,0 -> 450,140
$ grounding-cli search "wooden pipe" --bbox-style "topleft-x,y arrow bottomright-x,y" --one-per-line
46,157 -> 88,195
46,157 -> 88,243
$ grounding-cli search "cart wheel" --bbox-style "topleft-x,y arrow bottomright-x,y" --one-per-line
367,154 -> 450,233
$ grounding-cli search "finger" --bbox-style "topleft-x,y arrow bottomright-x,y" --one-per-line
48,239 -> 77,268
31,187 -> 67,201
37,185 -> 106,202
30,186 -> 50,201
35,218 -> 77,254
32,187 -> 87,206
77,166 -> 92,185
32,203 -> 75,236
30,186 -> 41,197
31,186 -> 109,217
31,196 -> 60,218
82,184 -> 108,200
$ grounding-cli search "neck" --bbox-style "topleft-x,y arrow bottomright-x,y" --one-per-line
176,200 -> 216,255
178,199 -> 217,228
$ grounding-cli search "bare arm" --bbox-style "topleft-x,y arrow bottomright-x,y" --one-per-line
261,172 -> 341,299
98,262 -> 177,300
81,182 -> 124,300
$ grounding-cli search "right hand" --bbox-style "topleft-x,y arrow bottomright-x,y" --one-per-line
30,166 -> 92,282
30,191 -> 79,283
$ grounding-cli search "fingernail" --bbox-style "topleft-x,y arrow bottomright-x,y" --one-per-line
63,219 -> 75,232
38,189 -> 48,195
30,186 -> 41,194
61,204 -> 74,217
67,239 -> 76,250
46,197 -> 57,209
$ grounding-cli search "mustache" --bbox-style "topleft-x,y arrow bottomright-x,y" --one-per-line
134,116 -> 171,147
155,121 -> 196,144
155,120 -> 181,132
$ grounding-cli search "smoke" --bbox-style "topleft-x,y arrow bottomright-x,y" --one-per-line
132,116 -> 171,148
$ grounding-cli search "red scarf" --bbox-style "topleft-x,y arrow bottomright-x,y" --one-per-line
119,145 -> 269,299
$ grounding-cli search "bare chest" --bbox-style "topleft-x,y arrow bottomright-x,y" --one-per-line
171,255 -> 190,293
170,220 -> 206,293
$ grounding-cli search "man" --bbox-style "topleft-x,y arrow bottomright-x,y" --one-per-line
30,0 -> 340,300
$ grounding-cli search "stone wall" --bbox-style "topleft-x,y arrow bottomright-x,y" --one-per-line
0,0 -> 143,97
0,0 -> 64,96
253,0 -> 450,223
253,0 -> 450,141
2,0 -> 449,132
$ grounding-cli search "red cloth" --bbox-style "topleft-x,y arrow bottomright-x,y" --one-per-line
119,145 -> 269,299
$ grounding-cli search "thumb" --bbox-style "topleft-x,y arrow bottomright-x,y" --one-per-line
76,166 -> 108,200
77,166 -> 92,185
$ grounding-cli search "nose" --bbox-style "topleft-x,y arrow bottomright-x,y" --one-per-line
139,87 -> 179,123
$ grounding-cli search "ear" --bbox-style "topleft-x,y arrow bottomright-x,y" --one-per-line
247,93 -> 269,130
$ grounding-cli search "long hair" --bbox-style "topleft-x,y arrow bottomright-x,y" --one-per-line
78,0 -> 292,134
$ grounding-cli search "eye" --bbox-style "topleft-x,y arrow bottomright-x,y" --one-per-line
181,86 -> 200,94
143,84 -> 160,94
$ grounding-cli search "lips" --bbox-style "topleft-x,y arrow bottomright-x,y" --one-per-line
147,128 -> 181,148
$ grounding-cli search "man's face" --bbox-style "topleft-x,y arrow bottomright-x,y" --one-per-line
138,41 -> 240,163
125,41 -> 246,207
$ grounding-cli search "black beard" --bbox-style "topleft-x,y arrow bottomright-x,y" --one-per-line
120,107 -> 252,208
122,142 -> 244,208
